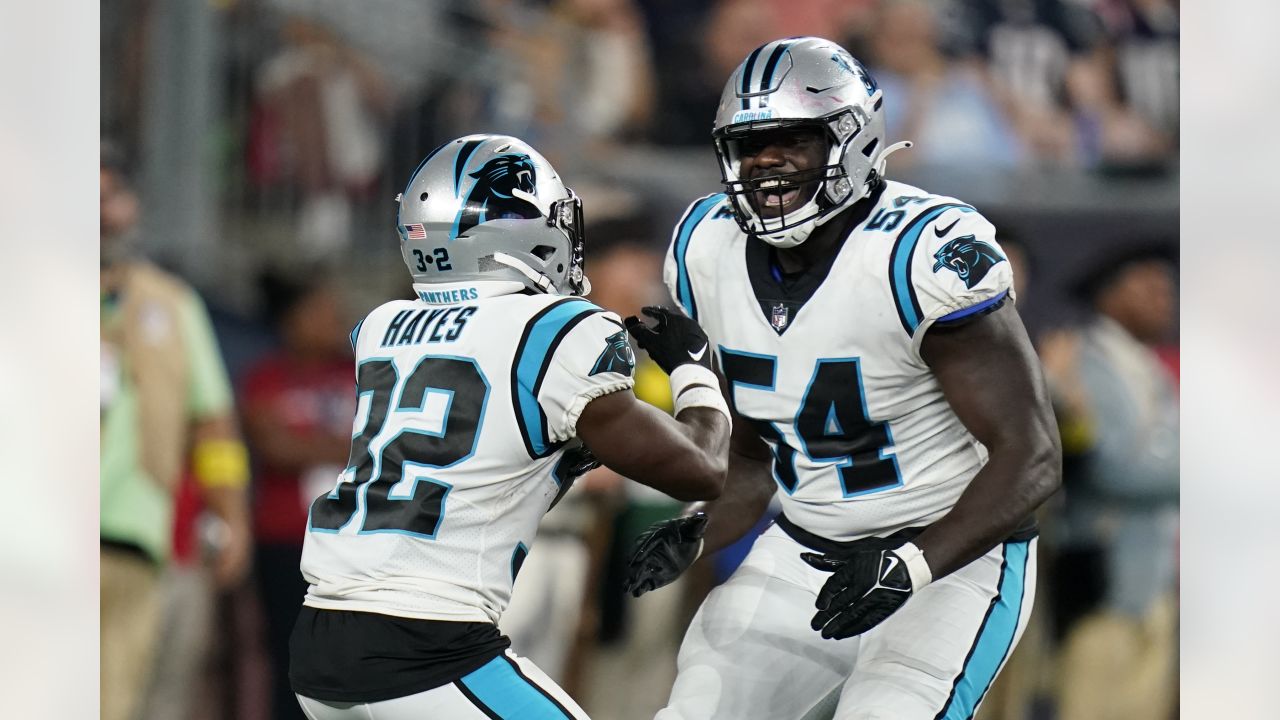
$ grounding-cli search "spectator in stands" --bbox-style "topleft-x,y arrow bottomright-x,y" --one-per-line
703,0 -> 875,82
556,0 -> 658,146
100,145 -> 253,720
866,0 -> 1025,168
252,16 -> 392,257
239,269 -> 356,720
1054,242 -> 1179,720
956,0 -> 1169,167
478,0 -> 657,166
953,0 -> 1103,164
1093,0 -> 1179,155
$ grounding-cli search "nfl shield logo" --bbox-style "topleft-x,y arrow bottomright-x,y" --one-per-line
771,303 -> 789,331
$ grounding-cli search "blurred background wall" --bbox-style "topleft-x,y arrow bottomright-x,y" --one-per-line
99,1 -> 1179,719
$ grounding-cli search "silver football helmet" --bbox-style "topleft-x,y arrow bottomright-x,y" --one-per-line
713,36 -> 912,248
396,134 -> 588,295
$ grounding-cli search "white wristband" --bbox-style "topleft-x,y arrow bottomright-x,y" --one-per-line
896,541 -> 933,590
669,364 -> 731,428
669,363 -> 719,398
673,386 -> 732,428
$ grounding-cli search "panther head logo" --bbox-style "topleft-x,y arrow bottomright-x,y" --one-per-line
932,235 -> 1006,289
831,50 -> 877,95
453,154 -> 541,239
589,330 -> 636,377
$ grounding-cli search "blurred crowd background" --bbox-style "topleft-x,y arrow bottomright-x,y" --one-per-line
99,1 -> 1179,719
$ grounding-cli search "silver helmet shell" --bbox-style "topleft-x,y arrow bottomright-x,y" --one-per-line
713,37 -> 904,249
396,134 -> 588,295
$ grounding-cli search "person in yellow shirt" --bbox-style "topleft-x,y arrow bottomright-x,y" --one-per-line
100,146 -> 252,720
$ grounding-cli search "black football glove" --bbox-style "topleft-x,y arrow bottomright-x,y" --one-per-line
624,306 -> 713,374
801,545 -> 917,640
548,443 -> 602,510
623,512 -> 708,597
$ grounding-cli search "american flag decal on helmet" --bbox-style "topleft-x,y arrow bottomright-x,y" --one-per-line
404,223 -> 426,240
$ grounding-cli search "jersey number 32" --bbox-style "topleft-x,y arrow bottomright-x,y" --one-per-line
309,355 -> 489,538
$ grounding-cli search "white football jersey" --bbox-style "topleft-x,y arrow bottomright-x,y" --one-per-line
301,286 -> 635,624
664,180 -> 1014,541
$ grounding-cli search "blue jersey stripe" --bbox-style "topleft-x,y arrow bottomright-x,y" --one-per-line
672,194 -> 725,321
936,290 -> 1009,324
460,656 -> 572,719
888,204 -> 974,334
511,299 -> 601,458
511,542 -> 529,582
348,319 -> 364,353
936,540 -> 1031,720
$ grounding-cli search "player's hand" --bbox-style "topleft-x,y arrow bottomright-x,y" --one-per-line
801,545 -> 918,640
623,512 -> 708,597
549,443 -> 602,509
560,443 -> 602,478
624,306 -> 713,374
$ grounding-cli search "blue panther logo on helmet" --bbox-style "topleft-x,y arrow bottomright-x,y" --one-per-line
832,50 -> 877,95
452,154 -> 541,239
932,235 -> 1006,289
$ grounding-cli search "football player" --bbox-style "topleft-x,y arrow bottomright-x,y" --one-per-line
624,37 -> 1062,719
290,135 -> 731,720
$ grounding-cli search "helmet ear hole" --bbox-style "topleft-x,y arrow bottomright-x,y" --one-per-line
532,245 -> 557,262
862,138 -> 879,157
419,192 -> 429,201
556,263 -> 565,273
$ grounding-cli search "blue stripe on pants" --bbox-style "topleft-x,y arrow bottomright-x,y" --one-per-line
937,540 -> 1031,720
460,656 -> 571,719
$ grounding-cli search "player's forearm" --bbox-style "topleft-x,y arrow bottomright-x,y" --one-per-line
656,407 -> 729,500
913,435 -> 1060,580
687,449 -> 776,555
601,408 -> 728,502
674,406 -> 733,465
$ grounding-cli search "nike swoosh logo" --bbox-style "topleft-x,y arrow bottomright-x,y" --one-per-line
881,555 -> 900,580
933,218 -> 960,237
688,343 -> 708,363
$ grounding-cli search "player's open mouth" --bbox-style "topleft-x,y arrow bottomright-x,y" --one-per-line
756,178 -> 802,215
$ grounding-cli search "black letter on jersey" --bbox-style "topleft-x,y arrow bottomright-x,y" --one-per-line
381,310 -> 414,347
445,307 -> 478,342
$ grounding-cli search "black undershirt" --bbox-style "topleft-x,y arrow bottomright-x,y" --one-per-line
289,606 -> 511,703
747,179 -> 886,335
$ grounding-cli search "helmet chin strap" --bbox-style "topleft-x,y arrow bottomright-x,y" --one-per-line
493,251 -> 555,293
873,140 -> 913,177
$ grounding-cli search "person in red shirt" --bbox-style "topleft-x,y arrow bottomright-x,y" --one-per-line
240,271 -> 355,720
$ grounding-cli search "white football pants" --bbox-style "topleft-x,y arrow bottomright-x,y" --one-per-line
657,524 -> 1036,720
296,649 -> 591,720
